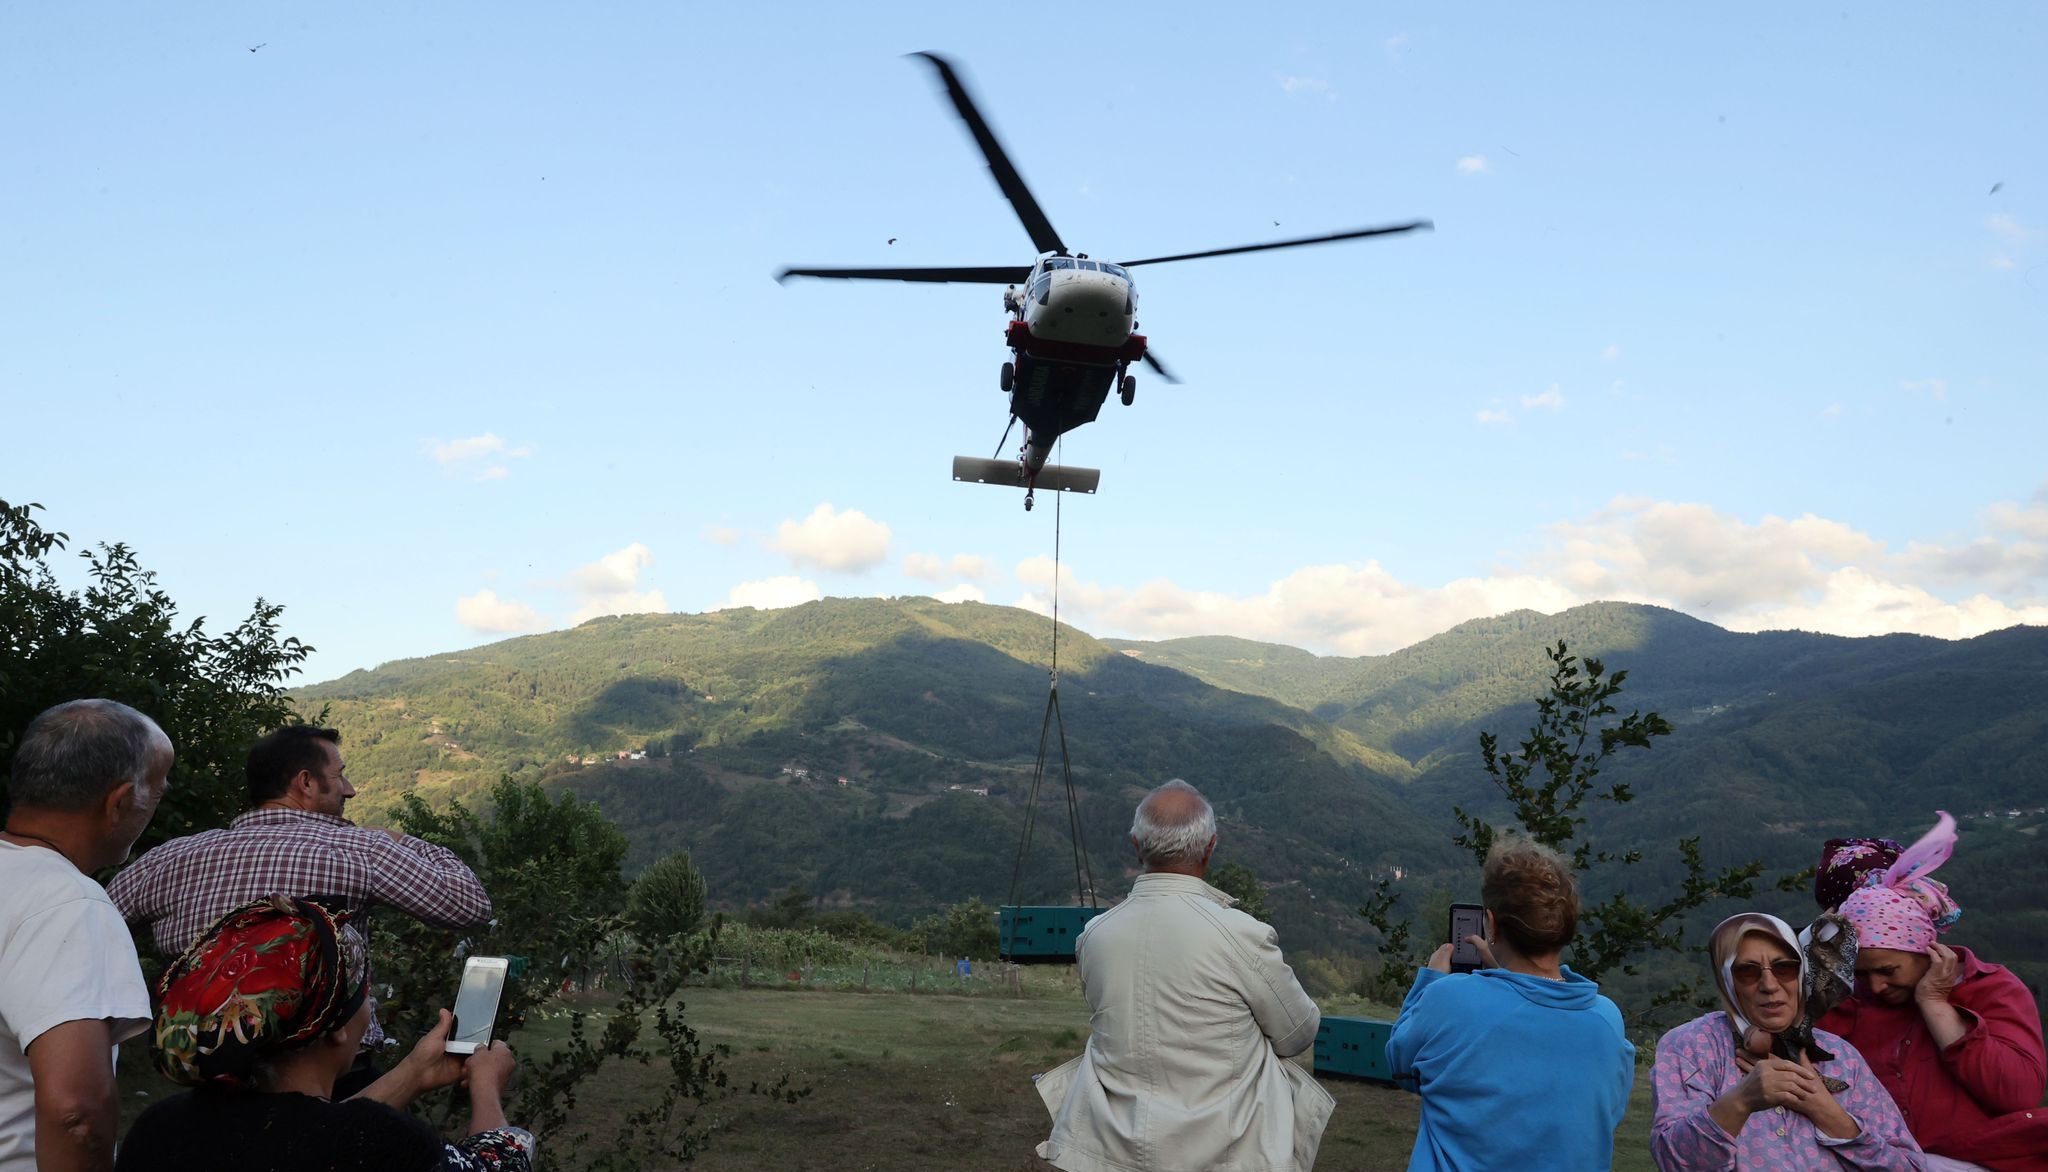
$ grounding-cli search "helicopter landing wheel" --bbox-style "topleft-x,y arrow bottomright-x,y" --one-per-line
1120,374 -> 1136,406
1000,362 -> 1014,392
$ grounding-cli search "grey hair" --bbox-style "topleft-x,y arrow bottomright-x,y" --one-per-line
8,699 -> 171,812
1130,779 -> 1216,866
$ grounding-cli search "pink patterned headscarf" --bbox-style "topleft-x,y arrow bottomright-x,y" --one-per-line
1838,811 -> 1962,955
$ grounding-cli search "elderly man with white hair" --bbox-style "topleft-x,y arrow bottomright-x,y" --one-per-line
1,699 -> 173,1172
1035,779 -> 1329,1172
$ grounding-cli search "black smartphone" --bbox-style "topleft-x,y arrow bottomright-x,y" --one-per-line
1448,903 -> 1487,974
445,955 -> 511,1054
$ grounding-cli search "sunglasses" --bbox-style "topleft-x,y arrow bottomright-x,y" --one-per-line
1731,959 -> 1802,987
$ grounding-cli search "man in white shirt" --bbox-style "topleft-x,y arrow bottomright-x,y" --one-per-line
0,700 -> 171,1172
1037,779 -> 1329,1172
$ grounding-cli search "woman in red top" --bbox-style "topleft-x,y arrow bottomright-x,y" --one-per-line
1817,812 -> 2048,1172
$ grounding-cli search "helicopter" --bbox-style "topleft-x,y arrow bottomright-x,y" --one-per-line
778,52 -> 1431,510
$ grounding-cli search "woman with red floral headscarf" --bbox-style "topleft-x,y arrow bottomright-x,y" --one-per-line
1820,813 -> 2048,1172
114,896 -> 533,1172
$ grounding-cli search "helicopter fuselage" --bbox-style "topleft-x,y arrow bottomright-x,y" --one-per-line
1001,255 -> 1147,476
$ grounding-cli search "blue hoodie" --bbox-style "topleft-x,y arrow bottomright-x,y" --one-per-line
1386,966 -> 1635,1171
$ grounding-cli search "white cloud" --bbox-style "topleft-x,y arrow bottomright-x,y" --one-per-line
1986,484 -> 2048,540
455,589 -> 546,634
431,434 -> 505,464
1900,378 -> 1948,402
1476,409 -> 1513,425
1456,155 -> 1489,175
1991,254 -> 2017,270
1821,402 -> 1845,419
1278,75 -> 1334,98
428,432 -> 535,481
702,525 -> 741,547
1384,33 -> 1408,56
1007,495 -> 2048,655
1602,344 -> 1621,361
904,552 -> 996,581
932,584 -> 987,604
771,504 -> 891,573
1521,385 -> 1565,410
716,576 -> 823,611
565,543 -> 667,625
1987,213 -> 2038,243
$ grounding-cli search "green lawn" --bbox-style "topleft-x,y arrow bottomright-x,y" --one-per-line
513,986 -> 1659,1171
119,984 -> 1662,1170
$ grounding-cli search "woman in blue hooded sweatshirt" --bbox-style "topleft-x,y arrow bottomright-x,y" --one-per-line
1387,836 -> 1636,1171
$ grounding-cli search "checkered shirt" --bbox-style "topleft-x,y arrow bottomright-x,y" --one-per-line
109,807 -> 492,1046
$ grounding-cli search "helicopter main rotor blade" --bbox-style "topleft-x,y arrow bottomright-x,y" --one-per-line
1118,220 -> 1433,269
777,264 -> 1031,285
912,52 -> 1068,258
1142,351 -> 1181,384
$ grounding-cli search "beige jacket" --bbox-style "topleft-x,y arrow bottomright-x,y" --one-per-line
1035,873 -> 1331,1172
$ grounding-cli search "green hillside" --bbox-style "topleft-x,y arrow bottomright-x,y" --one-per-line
301,598 -> 1455,953
302,597 -> 2048,997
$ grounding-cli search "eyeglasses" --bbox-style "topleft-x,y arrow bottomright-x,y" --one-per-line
1730,959 -> 1802,987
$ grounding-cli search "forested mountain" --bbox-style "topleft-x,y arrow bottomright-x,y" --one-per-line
302,598 -> 2048,993
301,598 -> 1456,955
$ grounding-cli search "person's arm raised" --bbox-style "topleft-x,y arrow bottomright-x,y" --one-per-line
357,827 -> 492,928
349,1009 -> 466,1110
462,1041 -> 518,1135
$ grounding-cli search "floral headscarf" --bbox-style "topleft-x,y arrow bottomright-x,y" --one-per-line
153,895 -> 369,1087
1814,836 -> 1902,911
1838,812 -> 1962,956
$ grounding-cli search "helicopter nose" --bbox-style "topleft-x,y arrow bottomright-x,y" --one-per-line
1057,274 -> 1128,319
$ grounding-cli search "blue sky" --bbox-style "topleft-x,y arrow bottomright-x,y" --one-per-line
5,3 -> 2044,683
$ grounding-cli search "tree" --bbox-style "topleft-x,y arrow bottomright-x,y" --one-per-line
627,851 -> 708,941
372,778 -> 803,1170
1208,861 -> 1272,922
744,883 -> 817,930
373,776 -> 631,1042
1,499 -> 312,849
1362,642 -> 1769,1020
912,897 -> 1000,960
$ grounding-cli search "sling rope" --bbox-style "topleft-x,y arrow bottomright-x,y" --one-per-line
1002,447 -> 1098,959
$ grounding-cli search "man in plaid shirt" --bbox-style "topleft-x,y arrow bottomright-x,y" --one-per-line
109,726 -> 490,1087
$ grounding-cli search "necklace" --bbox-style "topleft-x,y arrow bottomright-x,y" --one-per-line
1,828 -> 66,854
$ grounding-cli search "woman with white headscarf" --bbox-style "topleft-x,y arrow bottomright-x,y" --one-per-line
1650,912 -> 1924,1170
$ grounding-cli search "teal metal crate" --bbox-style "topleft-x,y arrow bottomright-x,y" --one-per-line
997,905 -> 1104,962
1314,1015 -> 1396,1084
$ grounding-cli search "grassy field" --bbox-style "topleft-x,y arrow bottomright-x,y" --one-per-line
515,985 -> 1658,1171
119,983 -> 1662,1169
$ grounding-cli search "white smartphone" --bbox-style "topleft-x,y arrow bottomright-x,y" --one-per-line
1448,903 -> 1488,973
444,956 -> 511,1055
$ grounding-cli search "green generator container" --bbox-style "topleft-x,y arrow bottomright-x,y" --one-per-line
997,905 -> 1104,963
1313,1016 -> 1396,1084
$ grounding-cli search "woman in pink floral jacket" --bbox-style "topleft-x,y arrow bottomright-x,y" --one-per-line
1651,912 -> 1923,1171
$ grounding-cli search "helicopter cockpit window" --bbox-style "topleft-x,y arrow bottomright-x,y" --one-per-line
1047,257 -> 1076,270
1101,263 -> 1127,279
1077,260 -> 1100,271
